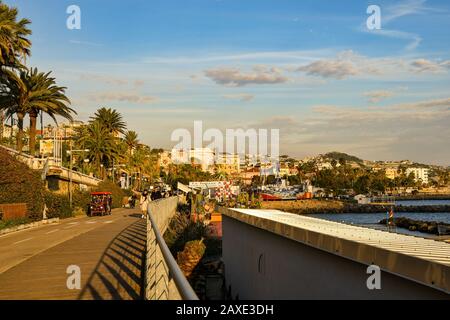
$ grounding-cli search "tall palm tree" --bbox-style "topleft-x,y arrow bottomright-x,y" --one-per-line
90,107 -> 126,135
123,130 -> 139,157
76,121 -> 119,179
26,69 -> 74,155
0,2 -> 32,68
0,67 -> 75,154
0,2 -> 31,143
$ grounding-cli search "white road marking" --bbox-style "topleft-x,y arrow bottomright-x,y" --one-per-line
13,237 -> 33,245
104,220 -> 114,224
86,221 -> 97,224
68,222 -> 79,225
63,224 -> 76,229
45,229 -> 60,235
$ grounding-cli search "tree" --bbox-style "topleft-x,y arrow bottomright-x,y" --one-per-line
123,130 -> 139,157
0,2 -> 32,148
75,121 -> 119,178
0,68 -> 75,154
90,107 -> 126,135
0,2 -> 32,68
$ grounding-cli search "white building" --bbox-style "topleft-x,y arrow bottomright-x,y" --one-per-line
354,194 -> 371,205
406,167 -> 429,185
171,147 -> 215,173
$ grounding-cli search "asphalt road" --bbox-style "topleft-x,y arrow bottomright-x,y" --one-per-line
0,208 -> 147,300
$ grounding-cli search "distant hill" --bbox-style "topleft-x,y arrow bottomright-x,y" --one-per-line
322,152 -> 364,164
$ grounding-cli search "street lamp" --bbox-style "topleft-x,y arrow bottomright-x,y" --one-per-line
67,148 -> 89,208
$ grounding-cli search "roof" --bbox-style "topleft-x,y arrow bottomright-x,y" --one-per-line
221,208 -> 450,294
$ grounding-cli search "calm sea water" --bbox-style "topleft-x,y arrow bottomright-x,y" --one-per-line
307,212 -> 450,225
306,200 -> 450,238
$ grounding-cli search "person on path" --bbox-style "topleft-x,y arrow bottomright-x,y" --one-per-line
140,189 -> 150,219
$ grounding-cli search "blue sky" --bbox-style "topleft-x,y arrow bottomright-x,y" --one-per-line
5,0 -> 450,164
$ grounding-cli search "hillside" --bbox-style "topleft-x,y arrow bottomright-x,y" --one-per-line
322,152 -> 364,164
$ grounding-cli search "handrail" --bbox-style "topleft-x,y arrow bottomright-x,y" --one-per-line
146,208 -> 199,300
1,144 -> 101,182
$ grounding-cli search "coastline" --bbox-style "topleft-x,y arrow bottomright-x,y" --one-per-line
383,194 -> 450,201
261,199 -> 450,214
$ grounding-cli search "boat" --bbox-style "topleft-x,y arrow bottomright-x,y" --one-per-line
260,185 -> 311,201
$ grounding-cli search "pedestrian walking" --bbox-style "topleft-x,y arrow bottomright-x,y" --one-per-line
140,189 -> 150,219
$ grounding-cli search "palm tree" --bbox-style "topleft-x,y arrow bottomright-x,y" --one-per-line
123,130 -> 139,157
0,67 -> 75,154
90,107 -> 126,135
75,121 -> 119,179
0,2 -> 32,68
0,2 -> 31,144
27,68 -> 73,155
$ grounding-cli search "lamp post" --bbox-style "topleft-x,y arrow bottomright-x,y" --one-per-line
67,148 -> 89,208
111,162 -> 126,184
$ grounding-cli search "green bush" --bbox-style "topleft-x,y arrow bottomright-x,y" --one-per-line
44,191 -> 73,219
164,211 -> 207,255
0,148 -> 45,221
73,189 -> 91,214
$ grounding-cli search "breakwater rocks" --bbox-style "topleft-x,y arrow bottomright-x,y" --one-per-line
379,217 -> 450,235
344,204 -> 450,214
261,200 -> 450,214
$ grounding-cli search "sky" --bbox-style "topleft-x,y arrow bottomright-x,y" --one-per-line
4,0 -> 450,165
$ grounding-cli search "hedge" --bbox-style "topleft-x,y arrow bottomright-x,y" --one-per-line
94,180 -> 130,209
0,148 -> 45,221
44,191 -> 73,219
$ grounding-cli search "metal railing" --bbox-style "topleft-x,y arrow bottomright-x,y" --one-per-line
1,144 -> 101,186
145,197 -> 198,300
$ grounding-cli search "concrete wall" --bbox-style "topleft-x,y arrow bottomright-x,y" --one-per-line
223,215 -> 449,300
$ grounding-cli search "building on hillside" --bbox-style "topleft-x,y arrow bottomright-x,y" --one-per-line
406,167 -> 429,184
158,150 -> 172,172
171,147 -> 215,173
2,124 -> 18,139
385,167 -> 400,180
280,165 -> 298,177
239,167 -> 260,185
354,194 -> 371,204
43,121 -> 85,139
260,161 -> 280,176
216,153 -> 241,175
316,162 -> 334,170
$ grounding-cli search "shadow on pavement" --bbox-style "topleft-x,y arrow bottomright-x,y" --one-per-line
78,217 -> 147,300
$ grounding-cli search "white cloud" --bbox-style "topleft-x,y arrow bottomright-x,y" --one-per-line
383,0 -> 429,23
369,29 -> 422,51
297,59 -> 359,79
292,97 -> 450,164
204,66 -> 288,87
358,0 -> 447,51
410,59 -> 450,73
296,51 -> 382,79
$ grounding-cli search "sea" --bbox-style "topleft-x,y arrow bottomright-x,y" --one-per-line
306,199 -> 450,239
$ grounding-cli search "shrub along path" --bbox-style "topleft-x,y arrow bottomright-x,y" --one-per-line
0,208 -> 147,300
